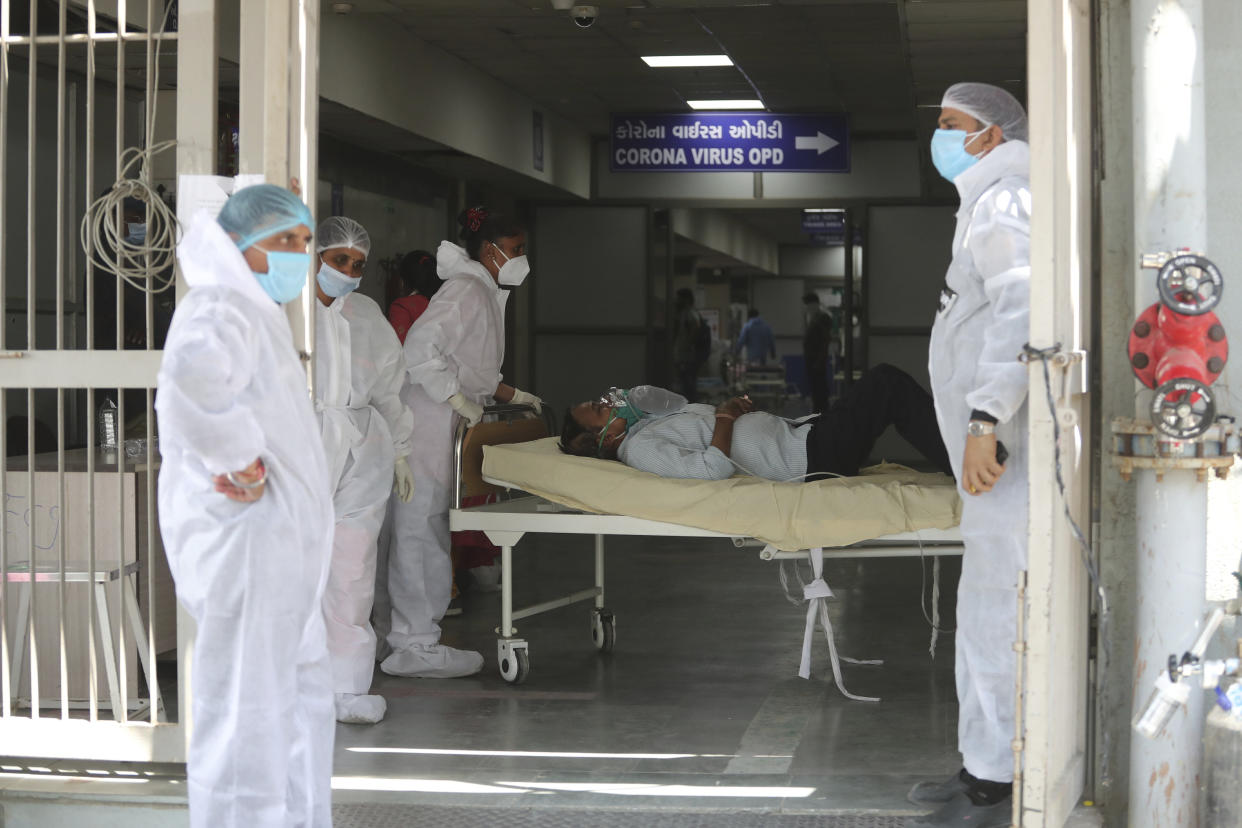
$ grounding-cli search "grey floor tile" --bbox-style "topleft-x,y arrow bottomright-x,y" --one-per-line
332,534 -> 966,814
4,532 -> 964,820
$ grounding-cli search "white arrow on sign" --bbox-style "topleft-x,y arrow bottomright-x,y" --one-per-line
795,131 -> 839,155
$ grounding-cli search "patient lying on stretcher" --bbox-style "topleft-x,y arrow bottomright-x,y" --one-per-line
559,363 -> 952,482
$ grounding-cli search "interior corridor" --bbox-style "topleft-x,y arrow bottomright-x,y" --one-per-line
331,531 -> 962,822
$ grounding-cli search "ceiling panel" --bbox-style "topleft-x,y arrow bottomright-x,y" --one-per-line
325,0 -> 1027,201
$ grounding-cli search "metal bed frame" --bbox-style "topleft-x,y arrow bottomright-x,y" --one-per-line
449,408 -> 964,690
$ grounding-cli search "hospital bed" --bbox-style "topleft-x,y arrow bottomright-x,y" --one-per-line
449,407 -> 964,698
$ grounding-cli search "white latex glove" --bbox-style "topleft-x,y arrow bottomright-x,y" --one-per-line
393,456 -> 415,503
448,392 -> 484,427
510,387 -> 543,413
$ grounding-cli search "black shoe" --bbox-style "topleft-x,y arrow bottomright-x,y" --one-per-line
444,596 -> 463,617
906,791 -> 1012,827
908,768 -> 970,805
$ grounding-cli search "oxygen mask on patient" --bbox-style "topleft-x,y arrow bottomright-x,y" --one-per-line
599,386 -> 687,421
595,385 -> 688,456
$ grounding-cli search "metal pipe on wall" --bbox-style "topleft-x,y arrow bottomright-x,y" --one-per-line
1127,1 -> 1211,825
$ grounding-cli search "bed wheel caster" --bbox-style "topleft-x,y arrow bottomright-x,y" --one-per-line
591,608 -> 616,653
498,639 -> 530,684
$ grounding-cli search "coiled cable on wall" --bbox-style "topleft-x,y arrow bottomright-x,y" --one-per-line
79,140 -> 179,295
79,2 -> 178,295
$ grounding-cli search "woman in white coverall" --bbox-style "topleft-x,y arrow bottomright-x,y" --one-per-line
156,184 -> 334,828
313,216 -> 416,724
382,206 -> 541,679
906,84 -> 1031,828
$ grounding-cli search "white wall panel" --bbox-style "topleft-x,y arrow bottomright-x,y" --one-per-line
534,206 -> 647,328
1205,0 -> 1242,414
867,206 -> 955,328
319,14 -> 590,199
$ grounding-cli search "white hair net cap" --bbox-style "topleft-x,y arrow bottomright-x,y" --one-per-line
217,184 -> 315,251
316,216 -> 371,257
940,82 -> 1028,143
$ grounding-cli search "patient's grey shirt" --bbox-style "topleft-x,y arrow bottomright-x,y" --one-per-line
616,404 -> 810,481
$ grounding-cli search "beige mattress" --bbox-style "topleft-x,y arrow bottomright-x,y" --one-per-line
481,437 -> 961,551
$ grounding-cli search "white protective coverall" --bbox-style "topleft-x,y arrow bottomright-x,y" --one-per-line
316,292 -> 413,694
156,212 -> 335,828
927,138 -> 1031,784
384,240 -> 505,660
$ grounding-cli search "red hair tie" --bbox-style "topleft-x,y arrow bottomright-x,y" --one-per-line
466,207 -> 488,233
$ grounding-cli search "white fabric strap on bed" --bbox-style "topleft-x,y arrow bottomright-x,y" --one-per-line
795,547 -> 883,702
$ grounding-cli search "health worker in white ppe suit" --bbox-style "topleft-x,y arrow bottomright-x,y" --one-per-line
312,216 -> 415,724
156,184 -> 335,828
381,206 -> 541,679
906,83 -> 1031,828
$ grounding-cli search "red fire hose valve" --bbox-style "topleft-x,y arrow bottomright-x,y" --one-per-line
1128,254 -> 1227,439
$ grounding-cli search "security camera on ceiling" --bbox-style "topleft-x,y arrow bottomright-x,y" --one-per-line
570,5 -> 598,27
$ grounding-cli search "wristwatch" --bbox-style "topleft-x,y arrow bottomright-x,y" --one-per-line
967,420 -> 996,438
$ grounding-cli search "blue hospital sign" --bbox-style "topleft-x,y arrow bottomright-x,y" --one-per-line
610,113 -> 849,173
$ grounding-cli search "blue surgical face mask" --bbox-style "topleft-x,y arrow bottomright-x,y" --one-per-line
125,222 -> 147,245
316,261 -> 361,298
252,245 -> 311,304
930,126 -> 989,182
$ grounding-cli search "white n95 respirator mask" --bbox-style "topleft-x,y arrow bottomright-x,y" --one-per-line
493,245 -> 530,287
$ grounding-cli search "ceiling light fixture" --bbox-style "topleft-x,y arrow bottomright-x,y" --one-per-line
803,208 -> 845,213
687,99 -> 764,110
642,55 -> 734,68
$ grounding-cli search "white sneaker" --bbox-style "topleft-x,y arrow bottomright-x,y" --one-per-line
380,643 -> 484,678
469,562 -> 502,592
334,693 -> 387,724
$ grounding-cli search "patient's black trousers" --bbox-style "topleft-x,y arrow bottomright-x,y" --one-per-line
804,363 -> 953,478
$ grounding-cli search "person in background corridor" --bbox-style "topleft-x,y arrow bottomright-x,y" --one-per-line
735,307 -> 777,366
388,249 -> 441,345
802,293 -> 834,413
673,287 -> 707,403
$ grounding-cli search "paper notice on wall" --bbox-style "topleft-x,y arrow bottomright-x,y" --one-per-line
232,173 -> 267,194
176,174 -> 269,223
176,174 -> 234,221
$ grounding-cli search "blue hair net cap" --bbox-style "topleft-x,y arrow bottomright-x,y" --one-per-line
940,82 -> 1028,144
217,183 -> 315,251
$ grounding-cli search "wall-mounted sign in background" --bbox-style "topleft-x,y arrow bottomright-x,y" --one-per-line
801,211 -> 844,234
808,229 -> 863,247
611,113 -> 849,173
801,212 -> 862,246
